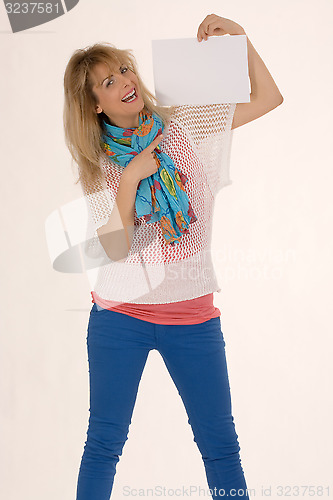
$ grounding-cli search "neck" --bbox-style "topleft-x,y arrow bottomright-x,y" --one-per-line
106,112 -> 140,129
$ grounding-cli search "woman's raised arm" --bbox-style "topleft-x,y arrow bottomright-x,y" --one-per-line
197,14 -> 284,129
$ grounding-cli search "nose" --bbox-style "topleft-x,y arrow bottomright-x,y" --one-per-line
121,74 -> 133,86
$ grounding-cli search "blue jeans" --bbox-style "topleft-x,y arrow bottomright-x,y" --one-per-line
76,303 -> 250,499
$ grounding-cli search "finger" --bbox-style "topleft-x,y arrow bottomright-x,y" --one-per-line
196,20 -> 205,40
198,17 -> 213,33
152,133 -> 164,144
197,25 -> 209,41
207,19 -> 225,34
204,22 -> 215,37
152,134 -> 164,152
144,133 -> 164,153
197,14 -> 219,40
197,29 -> 206,41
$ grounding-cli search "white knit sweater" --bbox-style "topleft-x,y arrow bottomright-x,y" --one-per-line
83,103 -> 236,304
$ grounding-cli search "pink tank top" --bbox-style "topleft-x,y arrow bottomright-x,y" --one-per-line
91,291 -> 221,325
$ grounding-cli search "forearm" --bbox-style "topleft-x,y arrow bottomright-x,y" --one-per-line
244,33 -> 283,103
97,172 -> 139,261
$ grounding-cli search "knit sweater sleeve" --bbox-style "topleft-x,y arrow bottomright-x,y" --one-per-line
82,154 -> 151,263
81,156 -> 119,261
170,103 -> 236,196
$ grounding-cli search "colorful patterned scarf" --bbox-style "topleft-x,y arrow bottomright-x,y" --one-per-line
101,109 -> 197,246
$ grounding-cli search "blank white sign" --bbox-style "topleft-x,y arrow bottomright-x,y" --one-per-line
151,34 -> 250,106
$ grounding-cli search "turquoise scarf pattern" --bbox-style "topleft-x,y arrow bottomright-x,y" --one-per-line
101,109 -> 198,246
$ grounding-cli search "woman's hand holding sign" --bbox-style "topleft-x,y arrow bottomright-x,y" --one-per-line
197,14 -> 246,41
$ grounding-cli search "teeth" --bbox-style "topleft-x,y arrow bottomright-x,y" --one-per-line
122,89 -> 136,101
124,95 -> 136,103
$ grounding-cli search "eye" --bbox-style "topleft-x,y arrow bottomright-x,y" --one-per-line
106,66 -> 129,87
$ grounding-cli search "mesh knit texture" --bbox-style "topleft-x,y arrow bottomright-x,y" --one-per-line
83,103 -> 236,304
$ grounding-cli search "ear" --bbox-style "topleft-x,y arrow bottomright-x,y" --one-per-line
95,104 -> 103,114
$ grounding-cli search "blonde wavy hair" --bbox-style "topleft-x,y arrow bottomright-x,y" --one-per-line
63,42 -> 176,193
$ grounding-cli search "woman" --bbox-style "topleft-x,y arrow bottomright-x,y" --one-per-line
63,13 -> 283,500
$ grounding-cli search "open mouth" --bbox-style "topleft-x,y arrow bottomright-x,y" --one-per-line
121,88 -> 138,103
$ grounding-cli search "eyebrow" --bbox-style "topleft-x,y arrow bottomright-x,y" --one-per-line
100,65 -> 123,86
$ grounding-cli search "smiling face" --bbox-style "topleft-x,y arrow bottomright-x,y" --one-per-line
89,61 -> 145,129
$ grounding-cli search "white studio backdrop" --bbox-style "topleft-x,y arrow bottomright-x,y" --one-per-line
0,0 -> 332,499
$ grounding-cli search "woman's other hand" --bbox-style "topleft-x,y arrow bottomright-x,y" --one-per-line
122,134 -> 164,185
